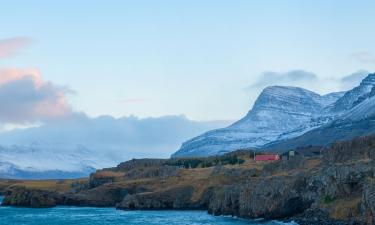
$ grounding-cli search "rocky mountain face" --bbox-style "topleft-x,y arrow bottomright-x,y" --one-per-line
173,73 -> 375,157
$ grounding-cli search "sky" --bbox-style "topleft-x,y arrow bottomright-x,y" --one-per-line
1,0 -> 375,124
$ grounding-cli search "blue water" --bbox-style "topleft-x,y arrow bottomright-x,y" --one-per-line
0,196 -> 296,225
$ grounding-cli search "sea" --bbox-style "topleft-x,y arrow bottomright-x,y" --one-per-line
0,196 -> 297,225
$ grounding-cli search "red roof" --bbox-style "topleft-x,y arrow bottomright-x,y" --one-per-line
255,154 -> 280,161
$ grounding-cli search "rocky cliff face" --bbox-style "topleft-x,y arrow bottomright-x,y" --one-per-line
2,187 -> 60,208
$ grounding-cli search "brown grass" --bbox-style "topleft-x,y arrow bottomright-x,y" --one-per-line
93,171 -> 125,178
328,197 -> 361,220
0,178 -> 87,193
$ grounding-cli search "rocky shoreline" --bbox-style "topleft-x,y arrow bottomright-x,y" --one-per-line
2,136 -> 375,224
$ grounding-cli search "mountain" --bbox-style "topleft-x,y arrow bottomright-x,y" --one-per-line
172,86 -> 344,157
328,73 -> 375,113
266,83 -> 375,150
0,115 -> 229,179
173,73 -> 375,158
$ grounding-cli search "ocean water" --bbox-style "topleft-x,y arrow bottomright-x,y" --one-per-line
0,196 -> 296,225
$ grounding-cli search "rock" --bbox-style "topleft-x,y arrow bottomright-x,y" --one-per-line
117,186 -> 196,210
292,208 -> 347,225
1,187 -> 60,208
208,175 -> 313,219
360,179 -> 375,224
208,185 -> 240,216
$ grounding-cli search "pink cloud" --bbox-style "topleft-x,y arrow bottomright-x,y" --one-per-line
0,68 -> 72,123
0,37 -> 33,59
0,68 -> 42,86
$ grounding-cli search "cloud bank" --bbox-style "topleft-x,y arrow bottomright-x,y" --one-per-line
0,114 -> 230,160
0,68 -> 71,124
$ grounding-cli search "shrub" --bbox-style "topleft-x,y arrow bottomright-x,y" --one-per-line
323,195 -> 335,204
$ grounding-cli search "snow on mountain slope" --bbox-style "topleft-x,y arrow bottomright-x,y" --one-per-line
264,87 -> 375,151
261,74 -> 375,151
342,86 -> 375,121
172,86 -> 343,157
0,143 -> 105,179
174,73 -> 375,157
328,73 -> 375,114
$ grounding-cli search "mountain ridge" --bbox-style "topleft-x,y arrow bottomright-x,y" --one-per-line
173,73 -> 375,157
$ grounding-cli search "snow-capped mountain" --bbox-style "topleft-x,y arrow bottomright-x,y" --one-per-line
0,143 -> 105,179
172,86 -> 344,157
173,73 -> 375,158
328,73 -> 375,114
0,115 -> 229,179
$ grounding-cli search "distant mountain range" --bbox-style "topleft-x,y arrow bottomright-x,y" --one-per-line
172,73 -> 375,157
0,115 -> 229,179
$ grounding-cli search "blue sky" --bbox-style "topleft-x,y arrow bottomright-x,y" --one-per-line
1,0 -> 375,121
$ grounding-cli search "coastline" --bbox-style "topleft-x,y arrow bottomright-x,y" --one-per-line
0,199 -> 296,225
2,136 -> 375,224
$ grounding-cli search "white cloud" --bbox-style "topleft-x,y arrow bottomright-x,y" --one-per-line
247,70 -> 372,95
0,68 -> 72,124
339,70 -> 370,90
248,70 -> 318,90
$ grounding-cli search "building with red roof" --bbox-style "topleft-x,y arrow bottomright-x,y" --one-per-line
255,154 -> 280,161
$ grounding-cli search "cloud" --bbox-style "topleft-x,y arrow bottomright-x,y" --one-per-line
0,68 -> 72,124
247,70 -> 372,96
339,70 -> 370,90
248,70 -> 318,90
0,114 -> 231,161
350,52 -> 375,64
0,37 -> 33,59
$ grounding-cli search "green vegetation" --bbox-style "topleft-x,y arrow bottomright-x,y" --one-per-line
165,153 -> 245,168
323,195 -> 335,204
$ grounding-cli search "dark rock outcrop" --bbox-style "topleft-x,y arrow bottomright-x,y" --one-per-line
361,179 -> 375,224
208,175 -> 313,219
117,186 -> 197,210
2,187 -> 60,208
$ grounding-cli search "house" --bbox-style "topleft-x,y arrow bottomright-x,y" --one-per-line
255,154 -> 280,161
281,150 -> 294,160
281,150 -> 300,160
